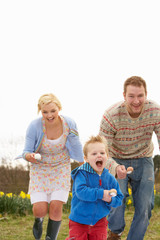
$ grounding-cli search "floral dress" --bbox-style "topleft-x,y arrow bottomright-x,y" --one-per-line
28,117 -> 71,194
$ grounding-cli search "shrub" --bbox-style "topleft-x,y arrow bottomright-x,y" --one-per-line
1,187 -> 160,218
63,192 -> 72,213
0,191 -> 32,216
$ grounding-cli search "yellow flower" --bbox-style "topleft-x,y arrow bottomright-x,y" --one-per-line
19,191 -> 26,199
6,193 -> 13,198
26,194 -> 30,199
0,192 -> 4,196
127,199 -> 132,205
128,188 -> 132,195
69,192 -> 72,197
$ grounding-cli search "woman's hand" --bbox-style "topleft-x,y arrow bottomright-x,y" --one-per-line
25,153 -> 38,163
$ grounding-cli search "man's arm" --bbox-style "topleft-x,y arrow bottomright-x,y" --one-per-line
100,111 -> 126,179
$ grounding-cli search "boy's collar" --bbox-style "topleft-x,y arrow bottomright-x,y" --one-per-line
79,162 -> 104,175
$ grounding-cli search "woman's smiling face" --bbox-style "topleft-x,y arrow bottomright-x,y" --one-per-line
41,102 -> 60,124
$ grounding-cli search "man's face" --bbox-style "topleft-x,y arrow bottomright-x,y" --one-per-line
123,85 -> 147,118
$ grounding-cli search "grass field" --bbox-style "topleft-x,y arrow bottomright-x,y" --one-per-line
0,207 -> 160,240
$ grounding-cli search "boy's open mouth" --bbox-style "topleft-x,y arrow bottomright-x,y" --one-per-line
96,160 -> 103,167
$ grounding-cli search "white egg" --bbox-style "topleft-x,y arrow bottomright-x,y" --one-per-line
109,192 -> 117,197
35,153 -> 41,160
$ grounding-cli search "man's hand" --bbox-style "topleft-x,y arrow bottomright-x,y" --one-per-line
116,165 -> 127,179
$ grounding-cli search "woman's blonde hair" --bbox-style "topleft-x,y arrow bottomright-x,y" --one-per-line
37,93 -> 62,113
83,135 -> 109,157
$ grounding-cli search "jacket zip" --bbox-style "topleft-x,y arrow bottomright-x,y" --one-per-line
91,174 -> 102,225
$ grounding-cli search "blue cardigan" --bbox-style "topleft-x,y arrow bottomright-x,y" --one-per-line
69,162 -> 123,225
19,115 -> 84,162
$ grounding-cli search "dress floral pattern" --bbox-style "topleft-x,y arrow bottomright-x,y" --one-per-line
28,117 -> 71,194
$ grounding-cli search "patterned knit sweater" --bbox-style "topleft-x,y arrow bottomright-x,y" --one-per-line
100,100 -> 160,174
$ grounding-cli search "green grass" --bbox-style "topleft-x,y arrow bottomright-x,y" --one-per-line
121,207 -> 160,240
0,207 -> 160,240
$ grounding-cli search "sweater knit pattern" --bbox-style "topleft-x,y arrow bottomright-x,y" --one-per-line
100,100 -> 160,159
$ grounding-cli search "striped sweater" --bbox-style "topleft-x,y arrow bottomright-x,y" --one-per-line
99,100 -> 160,172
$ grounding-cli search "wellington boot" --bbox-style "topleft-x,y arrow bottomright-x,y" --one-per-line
45,218 -> 61,240
33,217 -> 44,240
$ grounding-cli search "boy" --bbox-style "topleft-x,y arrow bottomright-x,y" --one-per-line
66,135 -> 123,240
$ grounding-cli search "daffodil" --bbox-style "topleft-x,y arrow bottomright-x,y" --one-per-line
6,193 -> 13,198
0,191 -> 4,197
19,191 -> 26,199
128,188 -> 132,195
69,192 -> 72,197
127,199 -> 132,205
26,194 -> 30,199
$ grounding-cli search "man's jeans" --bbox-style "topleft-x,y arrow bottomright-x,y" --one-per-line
108,157 -> 154,240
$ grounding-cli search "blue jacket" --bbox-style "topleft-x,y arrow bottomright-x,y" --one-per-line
17,115 -> 84,162
69,162 -> 123,225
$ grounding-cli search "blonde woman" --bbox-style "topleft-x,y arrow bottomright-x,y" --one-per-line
22,93 -> 84,240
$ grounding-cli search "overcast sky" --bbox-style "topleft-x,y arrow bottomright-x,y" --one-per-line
0,1 -> 160,165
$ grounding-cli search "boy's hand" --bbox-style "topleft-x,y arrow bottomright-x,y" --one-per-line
102,190 -> 112,203
108,189 -> 117,197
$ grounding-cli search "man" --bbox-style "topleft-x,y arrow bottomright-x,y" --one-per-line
99,76 -> 160,240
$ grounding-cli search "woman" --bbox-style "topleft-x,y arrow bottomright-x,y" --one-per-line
22,93 -> 84,240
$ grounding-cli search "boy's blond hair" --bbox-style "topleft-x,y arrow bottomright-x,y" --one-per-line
37,93 -> 62,113
83,135 -> 109,157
